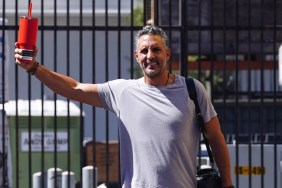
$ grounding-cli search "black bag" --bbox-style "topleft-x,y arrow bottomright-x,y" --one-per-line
196,168 -> 222,188
185,78 -> 222,188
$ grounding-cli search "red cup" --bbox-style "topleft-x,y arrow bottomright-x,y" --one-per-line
17,16 -> 38,63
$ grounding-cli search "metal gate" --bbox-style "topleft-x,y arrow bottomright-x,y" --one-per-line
1,0 -> 282,187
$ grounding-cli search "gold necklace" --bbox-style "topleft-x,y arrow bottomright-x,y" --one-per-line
165,73 -> 170,86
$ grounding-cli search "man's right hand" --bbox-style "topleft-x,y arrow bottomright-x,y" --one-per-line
14,42 -> 38,71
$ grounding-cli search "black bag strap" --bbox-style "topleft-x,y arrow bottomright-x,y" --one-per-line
185,78 -> 215,165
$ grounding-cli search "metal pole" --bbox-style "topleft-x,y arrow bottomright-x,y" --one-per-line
62,171 -> 75,188
82,166 -> 98,188
47,168 -> 62,188
33,172 -> 42,188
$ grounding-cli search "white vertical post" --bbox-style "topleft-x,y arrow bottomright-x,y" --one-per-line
47,168 -> 62,188
62,171 -> 75,188
82,166 -> 98,188
33,172 -> 42,188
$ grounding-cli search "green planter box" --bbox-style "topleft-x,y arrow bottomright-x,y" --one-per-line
6,100 -> 83,187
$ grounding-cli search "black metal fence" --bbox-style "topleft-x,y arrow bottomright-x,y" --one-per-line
1,0 -> 282,187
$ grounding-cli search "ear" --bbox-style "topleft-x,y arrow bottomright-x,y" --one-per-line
134,51 -> 139,62
166,48 -> 171,61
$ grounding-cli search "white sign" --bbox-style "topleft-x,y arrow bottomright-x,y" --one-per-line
21,131 -> 68,152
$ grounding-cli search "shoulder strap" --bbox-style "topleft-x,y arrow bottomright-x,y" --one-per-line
185,78 -> 215,165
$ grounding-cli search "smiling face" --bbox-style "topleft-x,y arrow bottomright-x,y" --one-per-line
134,34 -> 171,81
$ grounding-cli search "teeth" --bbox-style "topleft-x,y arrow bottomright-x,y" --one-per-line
147,62 -> 157,66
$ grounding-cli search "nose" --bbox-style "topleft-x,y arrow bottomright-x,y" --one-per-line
146,49 -> 155,60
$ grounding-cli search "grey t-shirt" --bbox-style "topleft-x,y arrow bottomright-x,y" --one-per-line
97,75 -> 217,188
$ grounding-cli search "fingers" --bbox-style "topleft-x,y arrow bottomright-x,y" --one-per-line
15,42 -> 23,67
14,43 -> 38,67
14,47 -> 23,65
15,59 -> 22,65
15,57 -> 34,70
14,51 -> 25,66
14,48 -> 22,55
14,42 -> 22,56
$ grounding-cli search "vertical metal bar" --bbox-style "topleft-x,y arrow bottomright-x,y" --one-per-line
27,0 -> 33,186
130,0 -> 134,79
197,0 -> 202,81
180,0 -> 187,77
53,0 -> 58,186
118,0 -> 122,186
118,0 -> 121,79
168,0 -> 172,73
143,0 -> 147,25
272,0 -> 278,187
0,9 -> 3,188
1,0 -> 7,186
40,0 -> 46,187
247,0 -> 253,187
14,0 -> 19,187
196,0 -> 203,167
79,0 -> 84,186
91,0 -> 97,187
235,0 -> 239,187
150,0 -> 154,24
153,0 -> 159,26
27,77 -> 32,187
105,0 -> 110,185
66,64 -> 71,185
248,0 -> 252,187
209,0 -> 214,101
222,0 -> 227,136
259,0 -> 265,187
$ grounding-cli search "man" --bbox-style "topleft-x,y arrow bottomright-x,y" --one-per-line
15,25 -> 233,188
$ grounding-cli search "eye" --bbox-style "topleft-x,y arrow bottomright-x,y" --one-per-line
140,49 -> 148,54
153,48 -> 161,53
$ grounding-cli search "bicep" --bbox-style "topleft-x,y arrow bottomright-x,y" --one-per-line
74,83 -> 103,108
203,116 -> 223,140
